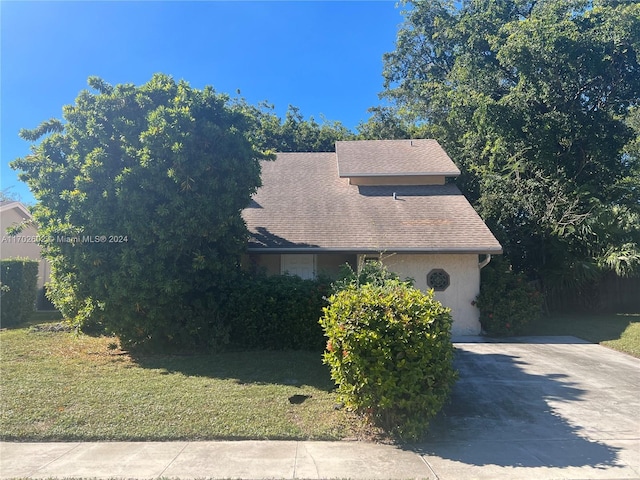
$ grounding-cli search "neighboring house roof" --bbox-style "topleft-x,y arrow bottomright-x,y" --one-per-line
0,201 -> 32,218
243,140 -> 502,254
336,139 -> 461,178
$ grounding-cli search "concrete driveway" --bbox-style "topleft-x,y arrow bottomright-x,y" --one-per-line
414,336 -> 640,479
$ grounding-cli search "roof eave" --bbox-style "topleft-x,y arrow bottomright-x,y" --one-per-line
0,201 -> 33,218
246,246 -> 503,255
338,172 -> 461,178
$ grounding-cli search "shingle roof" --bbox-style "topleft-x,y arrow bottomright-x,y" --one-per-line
243,151 -> 502,254
336,139 -> 460,177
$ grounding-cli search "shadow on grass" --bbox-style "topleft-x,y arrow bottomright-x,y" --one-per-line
525,313 -> 640,343
131,349 -> 335,391
7,312 -> 336,391
407,347 -> 624,470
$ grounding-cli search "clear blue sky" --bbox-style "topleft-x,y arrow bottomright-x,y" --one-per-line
1,1 -> 404,205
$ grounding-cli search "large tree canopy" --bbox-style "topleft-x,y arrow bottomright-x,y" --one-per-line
11,74 -> 269,350
383,0 -> 640,296
236,102 -> 354,153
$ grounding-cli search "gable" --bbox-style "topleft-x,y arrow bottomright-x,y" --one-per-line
0,201 -> 34,236
0,201 -> 32,220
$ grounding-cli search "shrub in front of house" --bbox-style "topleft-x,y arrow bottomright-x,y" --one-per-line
475,258 -> 543,336
0,258 -> 39,326
320,276 -> 457,441
224,273 -> 329,350
330,259 -> 400,292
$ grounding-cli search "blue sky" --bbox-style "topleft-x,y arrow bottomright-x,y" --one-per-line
1,1 -> 404,205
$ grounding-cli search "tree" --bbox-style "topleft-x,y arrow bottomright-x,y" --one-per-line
382,0 -> 640,293
356,106 -> 413,140
234,101 -> 354,153
0,188 -> 21,203
11,74 -> 269,350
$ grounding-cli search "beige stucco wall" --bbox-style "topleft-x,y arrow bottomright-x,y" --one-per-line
1,207 -> 50,292
380,253 -> 481,336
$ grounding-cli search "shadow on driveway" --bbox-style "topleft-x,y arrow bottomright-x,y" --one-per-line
408,340 -> 638,473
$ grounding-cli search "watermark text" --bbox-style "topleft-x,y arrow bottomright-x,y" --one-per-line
2,235 -> 129,244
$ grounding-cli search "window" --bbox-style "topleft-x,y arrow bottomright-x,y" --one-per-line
281,254 -> 316,280
427,269 -> 450,291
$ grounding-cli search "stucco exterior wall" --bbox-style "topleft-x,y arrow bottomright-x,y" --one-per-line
380,253 -> 482,336
1,207 -> 50,292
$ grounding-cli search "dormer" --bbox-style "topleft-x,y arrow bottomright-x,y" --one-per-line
335,139 -> 460,186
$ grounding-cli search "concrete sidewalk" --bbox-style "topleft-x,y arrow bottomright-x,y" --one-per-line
0,440 -> 434,479
2,337 -> 639,479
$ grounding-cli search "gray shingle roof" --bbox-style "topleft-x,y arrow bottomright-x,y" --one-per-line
243,151 -> 502,254
336,139 -> 461,177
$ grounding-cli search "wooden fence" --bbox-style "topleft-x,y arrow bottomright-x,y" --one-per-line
548,273 -> 640,313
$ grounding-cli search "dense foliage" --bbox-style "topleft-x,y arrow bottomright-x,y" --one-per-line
11,74 -> 268,351
237,102 -> 354,153
0,259 -> 38,326
320,265 -> 456,441
475,257 -> 543,336
223,273 -> 329,351
330,258 -> 400,292
382,0 -> 640,297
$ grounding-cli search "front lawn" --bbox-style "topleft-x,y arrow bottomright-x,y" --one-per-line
525,313 -> 640,358
0,321 -> 377,441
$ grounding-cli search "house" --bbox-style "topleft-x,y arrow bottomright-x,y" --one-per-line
0,200 -> 51,309
242,139 -> 502,335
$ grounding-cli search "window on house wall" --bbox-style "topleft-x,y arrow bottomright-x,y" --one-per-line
281,254 -> 316,280
427,268 -> 450,291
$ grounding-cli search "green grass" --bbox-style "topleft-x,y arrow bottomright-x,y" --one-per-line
0,320 -> 378,442
525,313 -> 640,358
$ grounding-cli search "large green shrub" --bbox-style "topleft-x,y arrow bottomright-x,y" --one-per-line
0,259 -> 38,326
320,277 -> 457,441
475,258 -> 543,336
11,74 -> 269,351
224,273 -> 329,350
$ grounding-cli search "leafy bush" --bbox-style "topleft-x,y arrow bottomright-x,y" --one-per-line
0,259 -> 38,326
331,259 -> 400,292
223,273 -> 329,350
475,258 -> 543,336
11,74 -> 269,352
320,274 -> 457,441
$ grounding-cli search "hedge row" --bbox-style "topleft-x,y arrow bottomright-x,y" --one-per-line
223,273 -> 330,350
1,258 -> 39,326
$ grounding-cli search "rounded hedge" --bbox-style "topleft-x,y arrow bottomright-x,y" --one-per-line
320,279 -> 457,441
